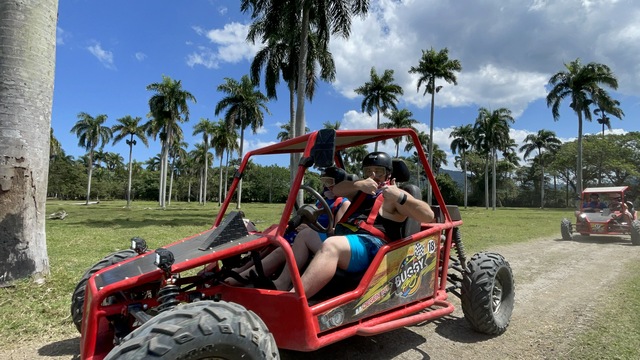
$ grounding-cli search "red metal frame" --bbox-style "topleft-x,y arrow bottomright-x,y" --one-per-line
79,128 -> 462,359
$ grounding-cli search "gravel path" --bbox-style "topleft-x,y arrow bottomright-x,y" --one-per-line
2,235 -> 638,360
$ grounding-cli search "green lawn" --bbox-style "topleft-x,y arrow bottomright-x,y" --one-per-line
0,200 -> 636,359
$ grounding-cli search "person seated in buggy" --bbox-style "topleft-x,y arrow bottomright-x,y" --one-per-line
582,193 -> 607,212
290,151 -> 435,298
228,167 -> 351,289
608,195 -> 634,224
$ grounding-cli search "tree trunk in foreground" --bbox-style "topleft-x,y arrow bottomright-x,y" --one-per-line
0,0 -> 58,285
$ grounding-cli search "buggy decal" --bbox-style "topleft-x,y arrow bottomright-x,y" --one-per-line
318,235 -> 439,332
393,240 -> 435,298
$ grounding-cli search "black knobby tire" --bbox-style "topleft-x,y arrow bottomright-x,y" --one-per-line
461,252 -> 515,335
560,218 -> 573,240
105,300 -> 279,360
70,249 -> 138,332
631,219 -> 640,246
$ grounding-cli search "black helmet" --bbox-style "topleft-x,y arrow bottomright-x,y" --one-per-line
362,152 -> 392,173
320,166 -> 346,183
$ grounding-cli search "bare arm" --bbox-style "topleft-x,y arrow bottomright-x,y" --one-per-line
380,180 -> 434,224
332,177 -> 378,199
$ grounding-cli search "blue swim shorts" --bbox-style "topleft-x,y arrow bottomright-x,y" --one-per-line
345,233 -> 385,273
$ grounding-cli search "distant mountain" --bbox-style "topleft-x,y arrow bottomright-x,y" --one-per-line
440,169 -> 466,190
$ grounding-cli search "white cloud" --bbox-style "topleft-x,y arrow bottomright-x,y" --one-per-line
87,42 -> 115,69
186,22 -> 260,69
56,27 -> 67,45
134,52 -> 147,61
328,0 -> 640,114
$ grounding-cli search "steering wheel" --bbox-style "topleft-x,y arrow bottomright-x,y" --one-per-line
290,184 -> 334,233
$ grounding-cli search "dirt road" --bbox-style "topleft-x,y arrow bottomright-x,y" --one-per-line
2,235 -> 638,360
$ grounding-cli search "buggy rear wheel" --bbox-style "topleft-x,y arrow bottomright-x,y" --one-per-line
105,300 -> 279,360
631,220 -> 640,246
71,249 -> 138,332
461,252 -> 515,335
560,218 -> 572,240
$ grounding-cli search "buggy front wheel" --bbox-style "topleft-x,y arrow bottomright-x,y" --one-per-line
461,252 -> 515,335
560,218 -> 572,240
105,300 -> 279,360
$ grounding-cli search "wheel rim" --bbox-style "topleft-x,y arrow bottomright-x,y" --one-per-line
492,277 -> 504,313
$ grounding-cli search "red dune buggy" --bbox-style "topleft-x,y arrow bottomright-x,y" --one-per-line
71,128 -> 515,360
561,186 -> 640,245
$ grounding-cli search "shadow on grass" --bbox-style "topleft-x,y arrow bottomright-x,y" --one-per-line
280,327 -> 428,359
77,217 -> 216,229
38,336 -> 80,359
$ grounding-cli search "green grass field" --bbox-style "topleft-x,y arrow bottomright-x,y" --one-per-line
0,200 -> 637,358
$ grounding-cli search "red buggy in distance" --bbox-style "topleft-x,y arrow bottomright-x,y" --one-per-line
561,186 -> 640,245
72,128 -> 515,360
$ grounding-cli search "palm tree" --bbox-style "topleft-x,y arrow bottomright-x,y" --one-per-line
380,108 -> 418,157
212,120 -> 238,206
70,112 -> 113,205
404,130 -> 429,189
215,75 -> 270,209
49,128 -> 62,160
167,140 -> 187,206
473,107 -> 514,210
450,124 -> 474,208
323,120 -> 342,130
193,118 -> 217,205
344,144 -> 368,174
409,47 -> 462,204
242,0 -> 368,146
520,130 -> 562,208
146,75 -> 196,208
0,0 -> 56,283
277,123 -> 310,142
112,115 -> 149,207
145,153 -> 162,171
546,58 -> 621,194
354,67 -> 404,151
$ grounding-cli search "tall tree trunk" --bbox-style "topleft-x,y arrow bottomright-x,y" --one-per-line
86,150 -> 94,204
0,0 -> 57,285
463,152 -> 468,209
576,113 -> 583,195
374,104 -> 380,151
159,141 -> 167,208
203,149 -> 208,205
225,151 -> 231,198
294,3 -> 310,207
289,81 -> 296,192
491,149 -> 497,211
427,83 -> 435,205
237,129 -> 245,209
167,156 -> 175,206
218,155 -> 224,206
484,157 -> 489,209
540,160 -> 545,209
126,138 -> 133,207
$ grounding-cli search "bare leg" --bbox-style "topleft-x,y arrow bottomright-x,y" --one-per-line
274,228 -> 323,290
298,235 -> 352,298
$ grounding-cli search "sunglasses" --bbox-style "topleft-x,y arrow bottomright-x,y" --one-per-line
363,166 -> 387,178
320,177 -> 335,187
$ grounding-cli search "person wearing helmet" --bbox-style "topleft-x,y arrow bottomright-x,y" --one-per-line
290,151 -> 435,298
228,166 -> 351,289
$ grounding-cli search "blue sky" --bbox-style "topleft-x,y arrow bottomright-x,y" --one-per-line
52,0 -> 640,170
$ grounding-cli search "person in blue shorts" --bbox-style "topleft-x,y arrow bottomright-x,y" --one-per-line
292,152 -> 435,298
230,167 -> 350,289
